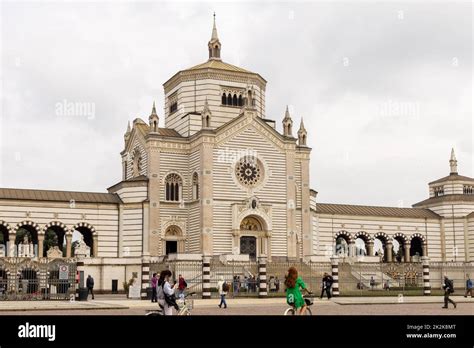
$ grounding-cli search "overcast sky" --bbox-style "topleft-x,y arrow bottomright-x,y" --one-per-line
0,0 -> 472,207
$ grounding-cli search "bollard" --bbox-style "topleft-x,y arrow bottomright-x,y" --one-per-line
422,256 -> 431,296
258,255 -> 267,298
141,256 -> 150,300
331,257 -> 339,297
202,255 -> 211,299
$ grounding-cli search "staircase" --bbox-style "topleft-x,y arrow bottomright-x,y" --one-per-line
351,270 -> 395,289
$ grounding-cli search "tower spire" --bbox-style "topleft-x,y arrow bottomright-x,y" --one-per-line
449,148 -> 458,174
208,12 -> 221,60
211,12 -> 218,40
297,118 -> 307,146
149,101 -> 159,133
282,105 -> 293,137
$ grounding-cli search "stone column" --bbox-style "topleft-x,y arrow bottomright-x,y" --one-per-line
331,257 -> 339,297
37,234 -> 44,258
258,255 -> 267,298
348,241 -> 356,258
140,256 -> 150,300
202,255 -> 211,299
386,242 -> 393,263
404,243 -> 411,263
8,233 -> 15,257
422,243 -> 428,258
367,241 -> 374,257
66,233 -> 72,258
422,257 -> 431,296
92,234 -> 99,257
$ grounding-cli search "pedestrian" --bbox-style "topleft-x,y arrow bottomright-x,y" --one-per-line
320,272 -> 333,299
275,276 -> 280,292
86,275 -> 94,300
178,274 -> 187,299
157,270 -> 178,315
464,274 -> 473,298
233,276 -> 239,294
384,279 -> 390,291
151,273 -> 158,302
442,275 -> 457,309
217,276 -> 228,309
269,276 -> 275,292
244,276 -> 249,292
285,267 -> 312,315
370,276 -> 375,290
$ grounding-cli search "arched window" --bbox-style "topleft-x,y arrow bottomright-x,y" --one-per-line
165,173 -> 183,202
238,95 -> 243,106
233,94 -> 238,106
192,172 -> 199,200
222,93 -> 227,105
227,94 -> 232,105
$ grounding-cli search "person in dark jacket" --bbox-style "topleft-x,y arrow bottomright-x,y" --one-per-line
464,274 -> 473,298
442,275 -> 456,309
86,275 -> 95,300
320,273 -> 333,299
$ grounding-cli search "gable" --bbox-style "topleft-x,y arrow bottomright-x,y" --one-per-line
215,112 -> 295,151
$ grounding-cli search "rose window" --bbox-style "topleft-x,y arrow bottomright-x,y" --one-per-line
235,156 -> 262,187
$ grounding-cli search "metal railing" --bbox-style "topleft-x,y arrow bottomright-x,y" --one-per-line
0,257 -> 77,300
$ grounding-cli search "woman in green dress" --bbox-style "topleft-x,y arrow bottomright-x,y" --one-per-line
284,267 -> 311,315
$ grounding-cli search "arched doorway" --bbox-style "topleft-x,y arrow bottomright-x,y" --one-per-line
334,231 -> 353,257
43,224 -> 67,257
239,216 -> 268,260
15,222 -> 40,257
393,233 -> 409,263
354,231 -> 373,257
410,234 -> 426,262
72,223 -> 95,257
0,223 -> 9,257
374,233 -> 391,262
163,225 -> 185,255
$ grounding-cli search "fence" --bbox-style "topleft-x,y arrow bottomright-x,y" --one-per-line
149,259 -> 203,293
339,261 -> 425,296
210,259 -> 259,298
266,260 -> 331,297
0,257 -> 77,300
429,262 -> 474,294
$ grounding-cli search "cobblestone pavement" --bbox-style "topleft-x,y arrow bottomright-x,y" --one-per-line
0,302 -> 471,316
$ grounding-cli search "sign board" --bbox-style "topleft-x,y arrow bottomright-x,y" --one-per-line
128,280 -> 141,299
59,265 -> 69,280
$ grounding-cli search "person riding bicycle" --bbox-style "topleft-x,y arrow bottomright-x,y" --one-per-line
284,267 -> 311,315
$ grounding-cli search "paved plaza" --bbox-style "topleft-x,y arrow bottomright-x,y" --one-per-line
0,295 -> 472,315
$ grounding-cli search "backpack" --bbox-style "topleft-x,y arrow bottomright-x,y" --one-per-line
222,281 -> 229,292
445,279 -> 454,293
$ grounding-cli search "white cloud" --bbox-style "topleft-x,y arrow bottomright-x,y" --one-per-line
0,1 -> 471,207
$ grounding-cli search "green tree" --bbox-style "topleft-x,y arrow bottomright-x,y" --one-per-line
43,229 -> 61,256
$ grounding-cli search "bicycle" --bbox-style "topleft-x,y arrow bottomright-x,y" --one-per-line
284,293 -> 314,316
146,292 -> 196,316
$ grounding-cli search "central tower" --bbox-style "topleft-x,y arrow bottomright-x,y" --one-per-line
162,15 -> 267,137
